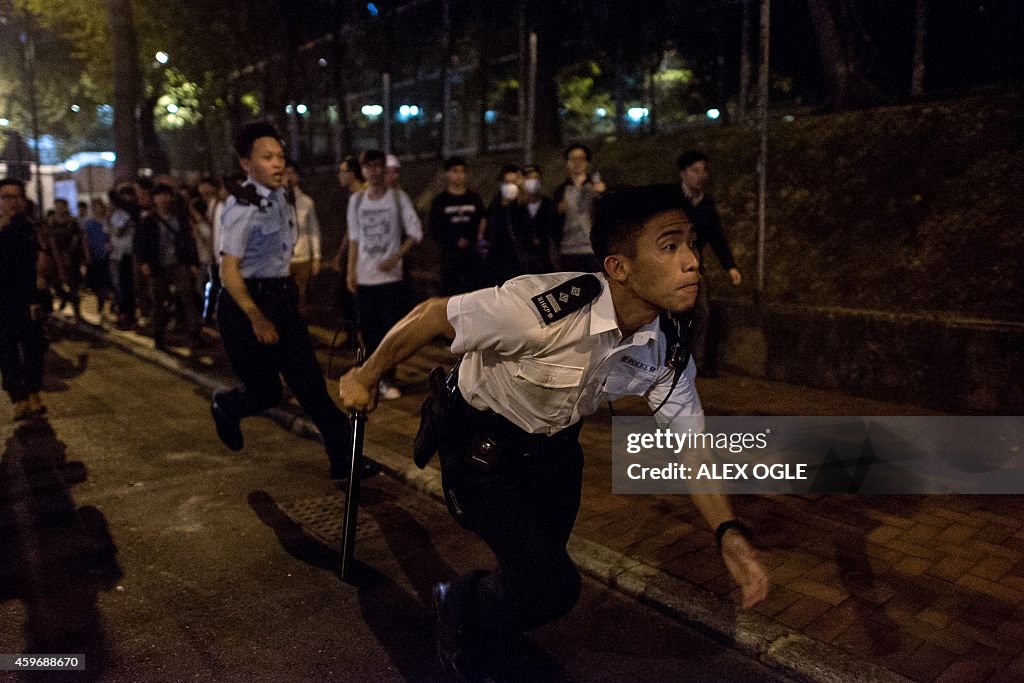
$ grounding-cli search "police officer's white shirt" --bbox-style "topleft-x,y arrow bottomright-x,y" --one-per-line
448,272 -> 702,436
347,188 -> 422,286
218,178 -> 297,279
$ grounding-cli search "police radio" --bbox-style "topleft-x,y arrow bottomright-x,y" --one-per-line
649,310 -> 695,414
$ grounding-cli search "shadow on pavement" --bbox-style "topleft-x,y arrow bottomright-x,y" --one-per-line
0,418 -> 122,681
40,348 -> 89,393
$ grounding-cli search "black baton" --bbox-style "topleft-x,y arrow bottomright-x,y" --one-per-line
340,347 -> 367,582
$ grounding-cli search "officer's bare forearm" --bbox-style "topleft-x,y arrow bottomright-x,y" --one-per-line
357,297 -> 455,385
219,256 -> 265,321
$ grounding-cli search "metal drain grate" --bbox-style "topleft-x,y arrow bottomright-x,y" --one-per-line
277,494 -> 381,551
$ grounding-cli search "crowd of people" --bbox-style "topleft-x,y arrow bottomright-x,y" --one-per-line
2,140 -> 741,418
4,123 -> 763,682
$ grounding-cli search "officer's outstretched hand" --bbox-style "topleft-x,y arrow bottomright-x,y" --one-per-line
339,368 -> 379,414
721,531 -> 770,608
250,313 -> 279,344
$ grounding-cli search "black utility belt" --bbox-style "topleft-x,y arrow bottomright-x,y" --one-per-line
244,276 -> 294,294
458,393 -> 582,467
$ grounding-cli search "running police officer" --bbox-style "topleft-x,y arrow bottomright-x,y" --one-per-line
211,122 -> 350,479
339,184 -> 769,679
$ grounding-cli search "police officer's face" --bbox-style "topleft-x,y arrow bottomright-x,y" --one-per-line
242,136 -> 286,190
623,210 -> 700,314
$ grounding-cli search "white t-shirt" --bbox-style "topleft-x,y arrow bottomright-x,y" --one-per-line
347,188 -> 422,286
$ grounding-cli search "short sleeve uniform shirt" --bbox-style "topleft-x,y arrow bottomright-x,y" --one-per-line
447,272 -> 702,436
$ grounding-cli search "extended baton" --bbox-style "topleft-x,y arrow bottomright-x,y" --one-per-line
340,346 -> 367,582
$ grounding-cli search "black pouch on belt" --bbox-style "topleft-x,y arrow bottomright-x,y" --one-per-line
413,366 -> 453,469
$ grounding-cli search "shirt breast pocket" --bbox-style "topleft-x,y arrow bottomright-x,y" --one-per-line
514,358 -> 584,413
257,220 -> 281,236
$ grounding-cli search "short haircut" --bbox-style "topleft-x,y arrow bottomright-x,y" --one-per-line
78,200 -> 88,210
522,164 -> 542,176
54,198 -> 69,207
590,184 -> 692,265
564,142 -> 592,161
362,149 -> 386,165
676,150 -> 709,171
0,178 -> 26,194
444,155 -> 467,171
340,156 -> 363,181
198,175 -> 219,188
152,183 -> 175,196
235,121 -> 283,158
135,176 -> 154,190
499,163 -> 521,179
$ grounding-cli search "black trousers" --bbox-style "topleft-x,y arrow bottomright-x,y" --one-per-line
439,398 -> 584,635
0,304 -> 47,404
150,264 -> 199,344
216,278 -> 351,465
355,281 -> 407,381
115,255 -> 136,320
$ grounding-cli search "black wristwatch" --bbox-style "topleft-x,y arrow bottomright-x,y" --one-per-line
715,519 -> 752,547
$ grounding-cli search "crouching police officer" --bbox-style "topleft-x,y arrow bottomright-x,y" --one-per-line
339,184 -> 769,679
211,122 -> 350,479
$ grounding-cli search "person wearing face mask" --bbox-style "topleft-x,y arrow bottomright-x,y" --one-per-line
480,164 -> 532,286
520,165 -> 559,273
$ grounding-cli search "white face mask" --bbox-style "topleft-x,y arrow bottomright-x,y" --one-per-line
523,178 -> 541,195
501,182 -> 519,201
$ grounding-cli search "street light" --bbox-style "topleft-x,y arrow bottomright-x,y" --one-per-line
0,118 -> 9,127
155,51 -> 169,65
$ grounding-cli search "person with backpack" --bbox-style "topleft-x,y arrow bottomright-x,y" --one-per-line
345,149 -> 422,400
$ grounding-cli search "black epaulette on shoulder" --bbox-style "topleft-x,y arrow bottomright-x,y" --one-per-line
530,274 -> 602,325
229,182 -> 265,208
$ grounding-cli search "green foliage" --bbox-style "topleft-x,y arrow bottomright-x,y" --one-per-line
557,61 -> 614,138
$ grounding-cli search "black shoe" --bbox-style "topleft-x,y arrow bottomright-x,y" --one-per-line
210,395 -> 243,451
433,582 -> 471,682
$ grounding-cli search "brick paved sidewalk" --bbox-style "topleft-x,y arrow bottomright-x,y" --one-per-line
64,296 -> 1022,682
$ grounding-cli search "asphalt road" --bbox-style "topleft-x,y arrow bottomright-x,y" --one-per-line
0,333 -> 787,682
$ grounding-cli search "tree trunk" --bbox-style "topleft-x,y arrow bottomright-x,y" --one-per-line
613,46 -> 626,137
107,0 -> 141,181
532,8 -> 562,149
806,0 -> 849,107
476,2 -> 490,154
139,95 -> 170,174
439,0 -> 452,157
739,0 -> 752,121
911,0 -> 926,97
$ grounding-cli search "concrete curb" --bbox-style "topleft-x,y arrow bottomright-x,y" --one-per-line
51,315 -> 910,683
